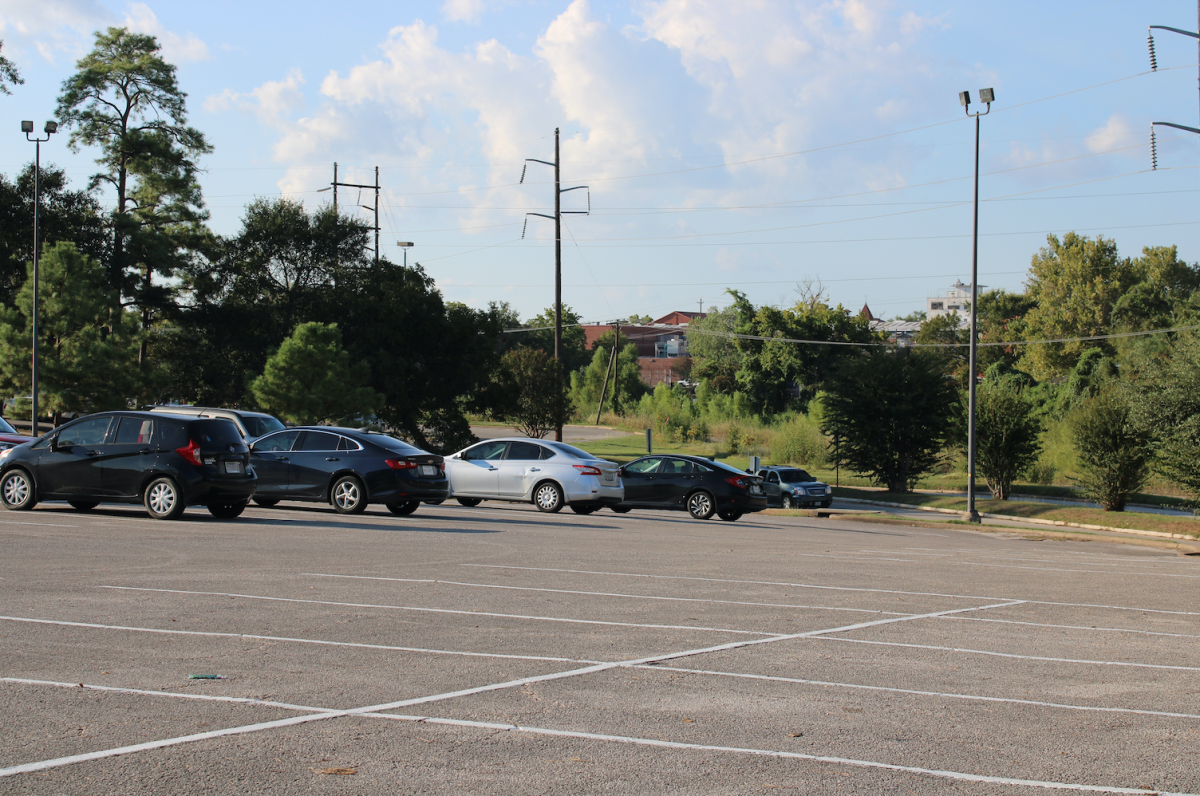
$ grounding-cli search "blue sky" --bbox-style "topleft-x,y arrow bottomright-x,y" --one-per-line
2,0 -> 1198,324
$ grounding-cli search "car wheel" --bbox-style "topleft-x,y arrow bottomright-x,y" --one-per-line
686,490 -> 715,520
387,501 -> 420,516
68,500 -> 99,511
1,469 -> 37,511
533,481 -> 564,513
717,509 -> 742,522
424,499 -> 445,505
144,477 -> 186,520
610,506 -> 631,514
570,505 -> 597,515
331,476 -> 367,514
253,498 -> 280,508
456,497 -> 482,507
780,494 -> 792,510
208,502 -> 247,519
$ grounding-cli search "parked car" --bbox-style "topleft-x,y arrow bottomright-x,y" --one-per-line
247,426 -> 448,515
444,438 -> 622,514
0,411 -> 255,519
0,416 -> 27,451
614,454 -> 766,521
146,405 -> 285,442
756,465 -> 832,509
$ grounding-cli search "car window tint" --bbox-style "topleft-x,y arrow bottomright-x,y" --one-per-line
506,441 -> 545,460
114,417 -> 156,445
779,470 -> 813,483
57,417 -> 112,447
539,446 -> 557,460
299,431 -> 340,451
242,415 -> 285,437
661,458 -> 694,475
768,472 -> 780,483
708,459 -> 751,475
255,430 -> 301,452
0,416 -> 16,434
464,441 -> 507,461
624,457 -> 662,474
337,436 -> 355,451
694,462 -> 712,473
189,419 -> 244,447
373,435 -> 422,454
544,442 -> 596,459
157,421 -> 187,448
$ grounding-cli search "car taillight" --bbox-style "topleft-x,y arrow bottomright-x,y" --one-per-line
725,475 -> 750,489
385,459 -> 418,470
176,439 -> 203,466
437,461 -> 445,471
573,465 -> 602,476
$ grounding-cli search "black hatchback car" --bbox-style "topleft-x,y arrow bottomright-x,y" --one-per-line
0,411 -> 255,520
613,454 -> 767,521
247,427 -> 448,515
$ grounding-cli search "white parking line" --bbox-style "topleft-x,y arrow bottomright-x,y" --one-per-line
0,616 -> 601,664
0,520 -> 78,528
305,573 -> 913,617
465,564 -> 1200,616
0,601 -> 1020,779
817,636 -> 1200,671
97,586 -> 773,636
638,665 -> 1200,721
1,677 -> 333,714
946,615 -> 1200,641
957,561 -> 1200,579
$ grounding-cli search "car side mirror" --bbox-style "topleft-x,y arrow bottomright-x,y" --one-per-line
49,436 -> 60,452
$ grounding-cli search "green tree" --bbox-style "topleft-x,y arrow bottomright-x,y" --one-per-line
686,304 -> 743,393
1126,333 -> 1200,502
821,349 -> 957,492
1068,389 -> 1148,511
516,305 -> 589,376
974,377 -> 1043,499
249,322 -> 382,426
0,242 -> 138,424
55,27 -> 212,355
913,311 -> 968,381
492,346 -> 568,438
0,40 -> 23,94
1020,233 -> 1141,380
0,164 -> 111,306
976,289 -> 1034,371
572,331 -> 644,417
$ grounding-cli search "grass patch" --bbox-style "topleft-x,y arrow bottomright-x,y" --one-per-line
833,487 -> 1200,539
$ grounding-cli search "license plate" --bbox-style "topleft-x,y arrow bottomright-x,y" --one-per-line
750,485 -> 763,495
224,461 -> 243,474
603,472 -> 615,482
419,465 -> 438,477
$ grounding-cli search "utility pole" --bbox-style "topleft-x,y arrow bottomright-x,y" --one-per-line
319,162 -> 382,262
1148,9 -> 1200,174
521,128 -> 590,441
594,320 -> 620,424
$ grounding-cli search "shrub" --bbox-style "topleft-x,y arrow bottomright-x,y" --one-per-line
770,414 -> 828,467
1069,389 -> 1149,511
974,378 -> 1043,499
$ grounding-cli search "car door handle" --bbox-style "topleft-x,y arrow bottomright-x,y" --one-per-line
278,456 -> 290,462
487,466 -> 497,471
325,457 -> 339,462
86,450 -> 101,456
529,467 -> 541,472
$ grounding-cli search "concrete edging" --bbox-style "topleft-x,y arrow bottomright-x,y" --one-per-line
835,497 -> 1200,543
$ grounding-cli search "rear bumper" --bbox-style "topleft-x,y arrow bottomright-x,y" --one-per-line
369,474 -> 450,504
564,481 -> 624,505
185,478 -> 257,506
720,492 -> 768,513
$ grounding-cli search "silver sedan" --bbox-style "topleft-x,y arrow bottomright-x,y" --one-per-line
444,438 -> 622,514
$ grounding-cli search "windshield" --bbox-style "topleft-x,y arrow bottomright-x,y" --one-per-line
778,470 -> 814,483
545,442 -> 599,460
0,416 -> 16,434
242,414 -> 285,437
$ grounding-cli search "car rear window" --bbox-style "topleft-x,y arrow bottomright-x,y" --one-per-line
188,419 -> 244,447
242,414 -> 285,437
374,435 -> 422,455
708,459 -> 750,475
544,442 -> 597,460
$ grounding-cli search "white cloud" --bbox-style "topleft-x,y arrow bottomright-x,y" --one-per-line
123,3 -> 208,62
442,0 -> 485,24
0,0 -> 111,62
205,69 -> 305,125
1084,113 -> 1136,155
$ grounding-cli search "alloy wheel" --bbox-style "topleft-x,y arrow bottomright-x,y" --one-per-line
2,472 -> 31,508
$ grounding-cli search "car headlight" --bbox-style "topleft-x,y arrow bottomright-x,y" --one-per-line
792,487 -> 807,496
0,447 -> 13,460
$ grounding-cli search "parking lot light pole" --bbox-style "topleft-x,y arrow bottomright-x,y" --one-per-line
958,89 -> 993,524
22,120 -> 57,437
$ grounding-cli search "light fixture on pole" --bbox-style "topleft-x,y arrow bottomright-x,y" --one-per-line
395,241 -> 414,268
958,87 -> 993,524
22,119 -> 57,438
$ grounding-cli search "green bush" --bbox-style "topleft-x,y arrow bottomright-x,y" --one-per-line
770,414 -> 828,467
1069,389 -> 1149,511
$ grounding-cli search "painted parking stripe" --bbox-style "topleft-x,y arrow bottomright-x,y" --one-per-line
305,573 -> 913,617
465,564 -> 1200,616
0,601 -> 1019,779
947,615 -> 1200,641
97,586 -> 772,636
2,677 -> 333,714
0,616 -> 601,664
817,636 -> 1200,672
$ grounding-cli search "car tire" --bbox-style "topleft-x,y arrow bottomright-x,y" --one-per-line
68,500 -> 99,511
387,501 -> 420,516
424,499 -> 445,505
610,506 -> 632,513
253,498 -> 280,508
780,494 -> 792,509
717,509 -> 742,522
456,497 -> 482,507
1,469 -> 37,511
144,477 -> 186,520
208,502 -> 247,519
330,476 -> 368,514
570,505 -> 597,515
686,490 -> 716,520
533,481 -> 564,513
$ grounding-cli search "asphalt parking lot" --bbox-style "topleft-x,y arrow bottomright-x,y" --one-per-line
1,501 -> 1197,795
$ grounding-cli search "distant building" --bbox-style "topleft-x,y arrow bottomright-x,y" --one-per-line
926,280 -> 981,319
579,311 -> 706,387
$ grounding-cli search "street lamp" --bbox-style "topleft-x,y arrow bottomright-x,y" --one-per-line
22,119 -> 57,438
958,88 -> 993,524
395,241 -> 414,269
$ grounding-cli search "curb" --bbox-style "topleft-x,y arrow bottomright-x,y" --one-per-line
835,497 -> 1200,545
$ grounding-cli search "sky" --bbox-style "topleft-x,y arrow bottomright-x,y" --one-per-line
1,0 -> 1198,325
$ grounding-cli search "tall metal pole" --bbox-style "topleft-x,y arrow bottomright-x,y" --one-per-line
554,127 -> 563,442
374,166 -> 380,264
31,138 -> 40,436
967,111 -> 981,523
333,162 -> 338,214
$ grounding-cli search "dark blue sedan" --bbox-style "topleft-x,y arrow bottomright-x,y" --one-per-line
248,427 -> 448,515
